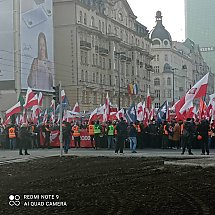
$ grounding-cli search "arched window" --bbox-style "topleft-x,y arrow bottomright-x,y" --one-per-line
91,16 -> 95,26
167,77 -> 171,85
108,24 -> 111,33
79,11 -> 83,23
154,78 -> 160,86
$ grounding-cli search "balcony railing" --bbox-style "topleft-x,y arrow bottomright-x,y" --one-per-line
99,47 -> 109,55
80,41 -> 91,50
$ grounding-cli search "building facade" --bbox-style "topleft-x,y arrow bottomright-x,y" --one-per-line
150,11 -> 213,108
53,0 -> 153,111
185,0 -> 215,75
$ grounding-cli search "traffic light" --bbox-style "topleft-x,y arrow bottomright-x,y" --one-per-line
53,85 -> 60,104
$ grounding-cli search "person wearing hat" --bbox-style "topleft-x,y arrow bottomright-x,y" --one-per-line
18,123 -> 30,155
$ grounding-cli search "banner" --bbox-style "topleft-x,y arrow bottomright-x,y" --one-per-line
20,0 -> 54,91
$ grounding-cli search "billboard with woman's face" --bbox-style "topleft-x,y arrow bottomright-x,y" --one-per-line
20,0 -> 54,91
0,0 -> 14,81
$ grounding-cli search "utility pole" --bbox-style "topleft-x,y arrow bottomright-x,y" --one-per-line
59,81 -> 63,157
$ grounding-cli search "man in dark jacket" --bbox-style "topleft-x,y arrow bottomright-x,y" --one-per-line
115,118 -> 128,154
181,118 -> 195,155
197,119 -> 210,155
18,123 -> 30,155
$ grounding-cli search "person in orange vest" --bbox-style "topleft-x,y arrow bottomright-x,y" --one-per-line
8,124 -> 17,150
72,122 -> 81,148
87,121 -> 95,149
161,121 -> 169,149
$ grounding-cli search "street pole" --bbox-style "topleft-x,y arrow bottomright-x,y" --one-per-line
59,81 -> 63,157
118,55 -> 121,110
172,69 -> 175,104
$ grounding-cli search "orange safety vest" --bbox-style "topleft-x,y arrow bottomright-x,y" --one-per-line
9,127 -> 16,139
88,125 -> 94,136
72,126 -> 80,137
163,125 -> 168,135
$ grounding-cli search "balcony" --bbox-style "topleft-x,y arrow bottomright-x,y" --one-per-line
145,63 -> 153,71
80,41 -> 91,50
120,55 -> 127,61
99,47 -> 109,56
107,33 -> 122,42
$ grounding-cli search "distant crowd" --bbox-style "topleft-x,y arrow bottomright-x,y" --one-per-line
0,117 -> 214,155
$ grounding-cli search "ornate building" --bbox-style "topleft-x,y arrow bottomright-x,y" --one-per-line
150,11 -> 213,108
53,0 -> 153,111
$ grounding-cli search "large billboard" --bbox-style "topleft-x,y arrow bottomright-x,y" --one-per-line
0,0 -> 14,81
20,0 -> 54,92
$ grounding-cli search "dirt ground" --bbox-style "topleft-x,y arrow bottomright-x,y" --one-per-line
0,156 -> 215,215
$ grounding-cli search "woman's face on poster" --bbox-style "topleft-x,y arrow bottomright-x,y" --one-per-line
39,37 -> 46,60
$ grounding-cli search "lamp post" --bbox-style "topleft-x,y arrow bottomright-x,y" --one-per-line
172,68 -> 178,104
114,51 -> 125,110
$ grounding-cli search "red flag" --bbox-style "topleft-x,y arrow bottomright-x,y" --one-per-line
24,94 -> 38,109
6,101 -> 22,118
146,87 -> 151,111
72,102 -> 80,113
179,73 -> 209,114
24,87 -> 35,108
89,108 -> 98,124
38,92 -> 43,106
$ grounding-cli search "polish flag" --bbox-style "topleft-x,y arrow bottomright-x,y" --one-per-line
104,93 -> 110,121
176,73 -> 209,117
38,92 -> 43,106
61,90 -> 65,101
6,101 -> 22,118
3,116 -> 11,126
72,102 -> 80,113
89,108 -> 98,124
207,93 -> 215,114
24,94 -> 38,109
24,87 -> 35,108
50,99 -> 55,109
149,104 -> 155,120
146,87 -> 151,111
136,102 -> 144,121
43,109 -> 48,123
116,108 -> 125,120
31,105 -> 41,118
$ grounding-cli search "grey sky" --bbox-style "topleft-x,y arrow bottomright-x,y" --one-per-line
127,0 -> 185,42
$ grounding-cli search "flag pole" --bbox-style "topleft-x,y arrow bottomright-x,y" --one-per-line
59,81 -> 63,157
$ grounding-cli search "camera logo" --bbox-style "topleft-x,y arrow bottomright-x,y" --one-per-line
9,195 -> 20,206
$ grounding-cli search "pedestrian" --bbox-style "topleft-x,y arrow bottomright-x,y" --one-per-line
44,122 -> 51,148
63,121 -> 71,154
8,123 -> 17,150
115,117 -> 128,155
181,118 -> 195,155
72,122 -> 81,148
87,121 -> 95,149
106,121 -> 114,149
197,119 -> 210,155
172,120 -> 181,149
128,122 -> 137,153
94,120 -> 102,150
18,123 -> 30,155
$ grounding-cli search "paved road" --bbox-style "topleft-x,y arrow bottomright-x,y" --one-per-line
0,148 -> 215,167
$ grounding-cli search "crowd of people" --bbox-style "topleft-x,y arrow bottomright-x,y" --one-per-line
0,117 -> 214,155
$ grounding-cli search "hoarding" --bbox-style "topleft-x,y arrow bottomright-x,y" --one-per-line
20,0 -> 54,91
0,0 -> 14,81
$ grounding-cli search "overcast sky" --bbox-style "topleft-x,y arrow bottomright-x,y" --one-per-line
127,0 -> 185,42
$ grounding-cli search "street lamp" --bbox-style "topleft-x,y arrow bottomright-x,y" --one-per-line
114,51 -> 126,110
171,68 -> 178,104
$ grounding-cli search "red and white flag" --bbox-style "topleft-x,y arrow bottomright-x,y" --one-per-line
176,73 -> 209,118
146,87 -> 151,111
25,94 -> 38,109
43,109 -> 48,123
38,92 -> 43,106
89,108 -> 98,124
104,93 -> 110,121
72,102 -> 80,113
24,87 -> 35,108
3,116 -> 11,126
136,102 -> 144,121
61,90 -> 65,101
149,104 -> 155,120
116,108 -> 125,120
6,101 -> 22,118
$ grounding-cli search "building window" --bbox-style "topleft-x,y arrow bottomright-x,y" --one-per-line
100,74 -> 102,83
155,103 -> 160,108
109,75 -> 112,86
167,77 -> 171,85
96,72 -> 99,83
80,51 -> 83,63
85,71 -> 88,82
82,90 -> 86,103
99,56 -> 102,67
155,90 -> 160,98
102,22 -> 104,33
81,70 -> 84,81
156,55 -> 159,61
165,54 -> 168,61
167,90 -> 171,98
79,11 -> 83,23
103,58 -> 105,69
103,75 -> 106,85
84,13 -> 87,24
84,52 -> 87,64
92,54 -> 95,65
154,78 -> 160,86
93,73 -> 95,82
108,24 -> 111,33
109,59 -> 111,70
154,66 -> 160,73
93,92 -> 97,104
91,16 -> 95,26
99,20 -> 101,31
